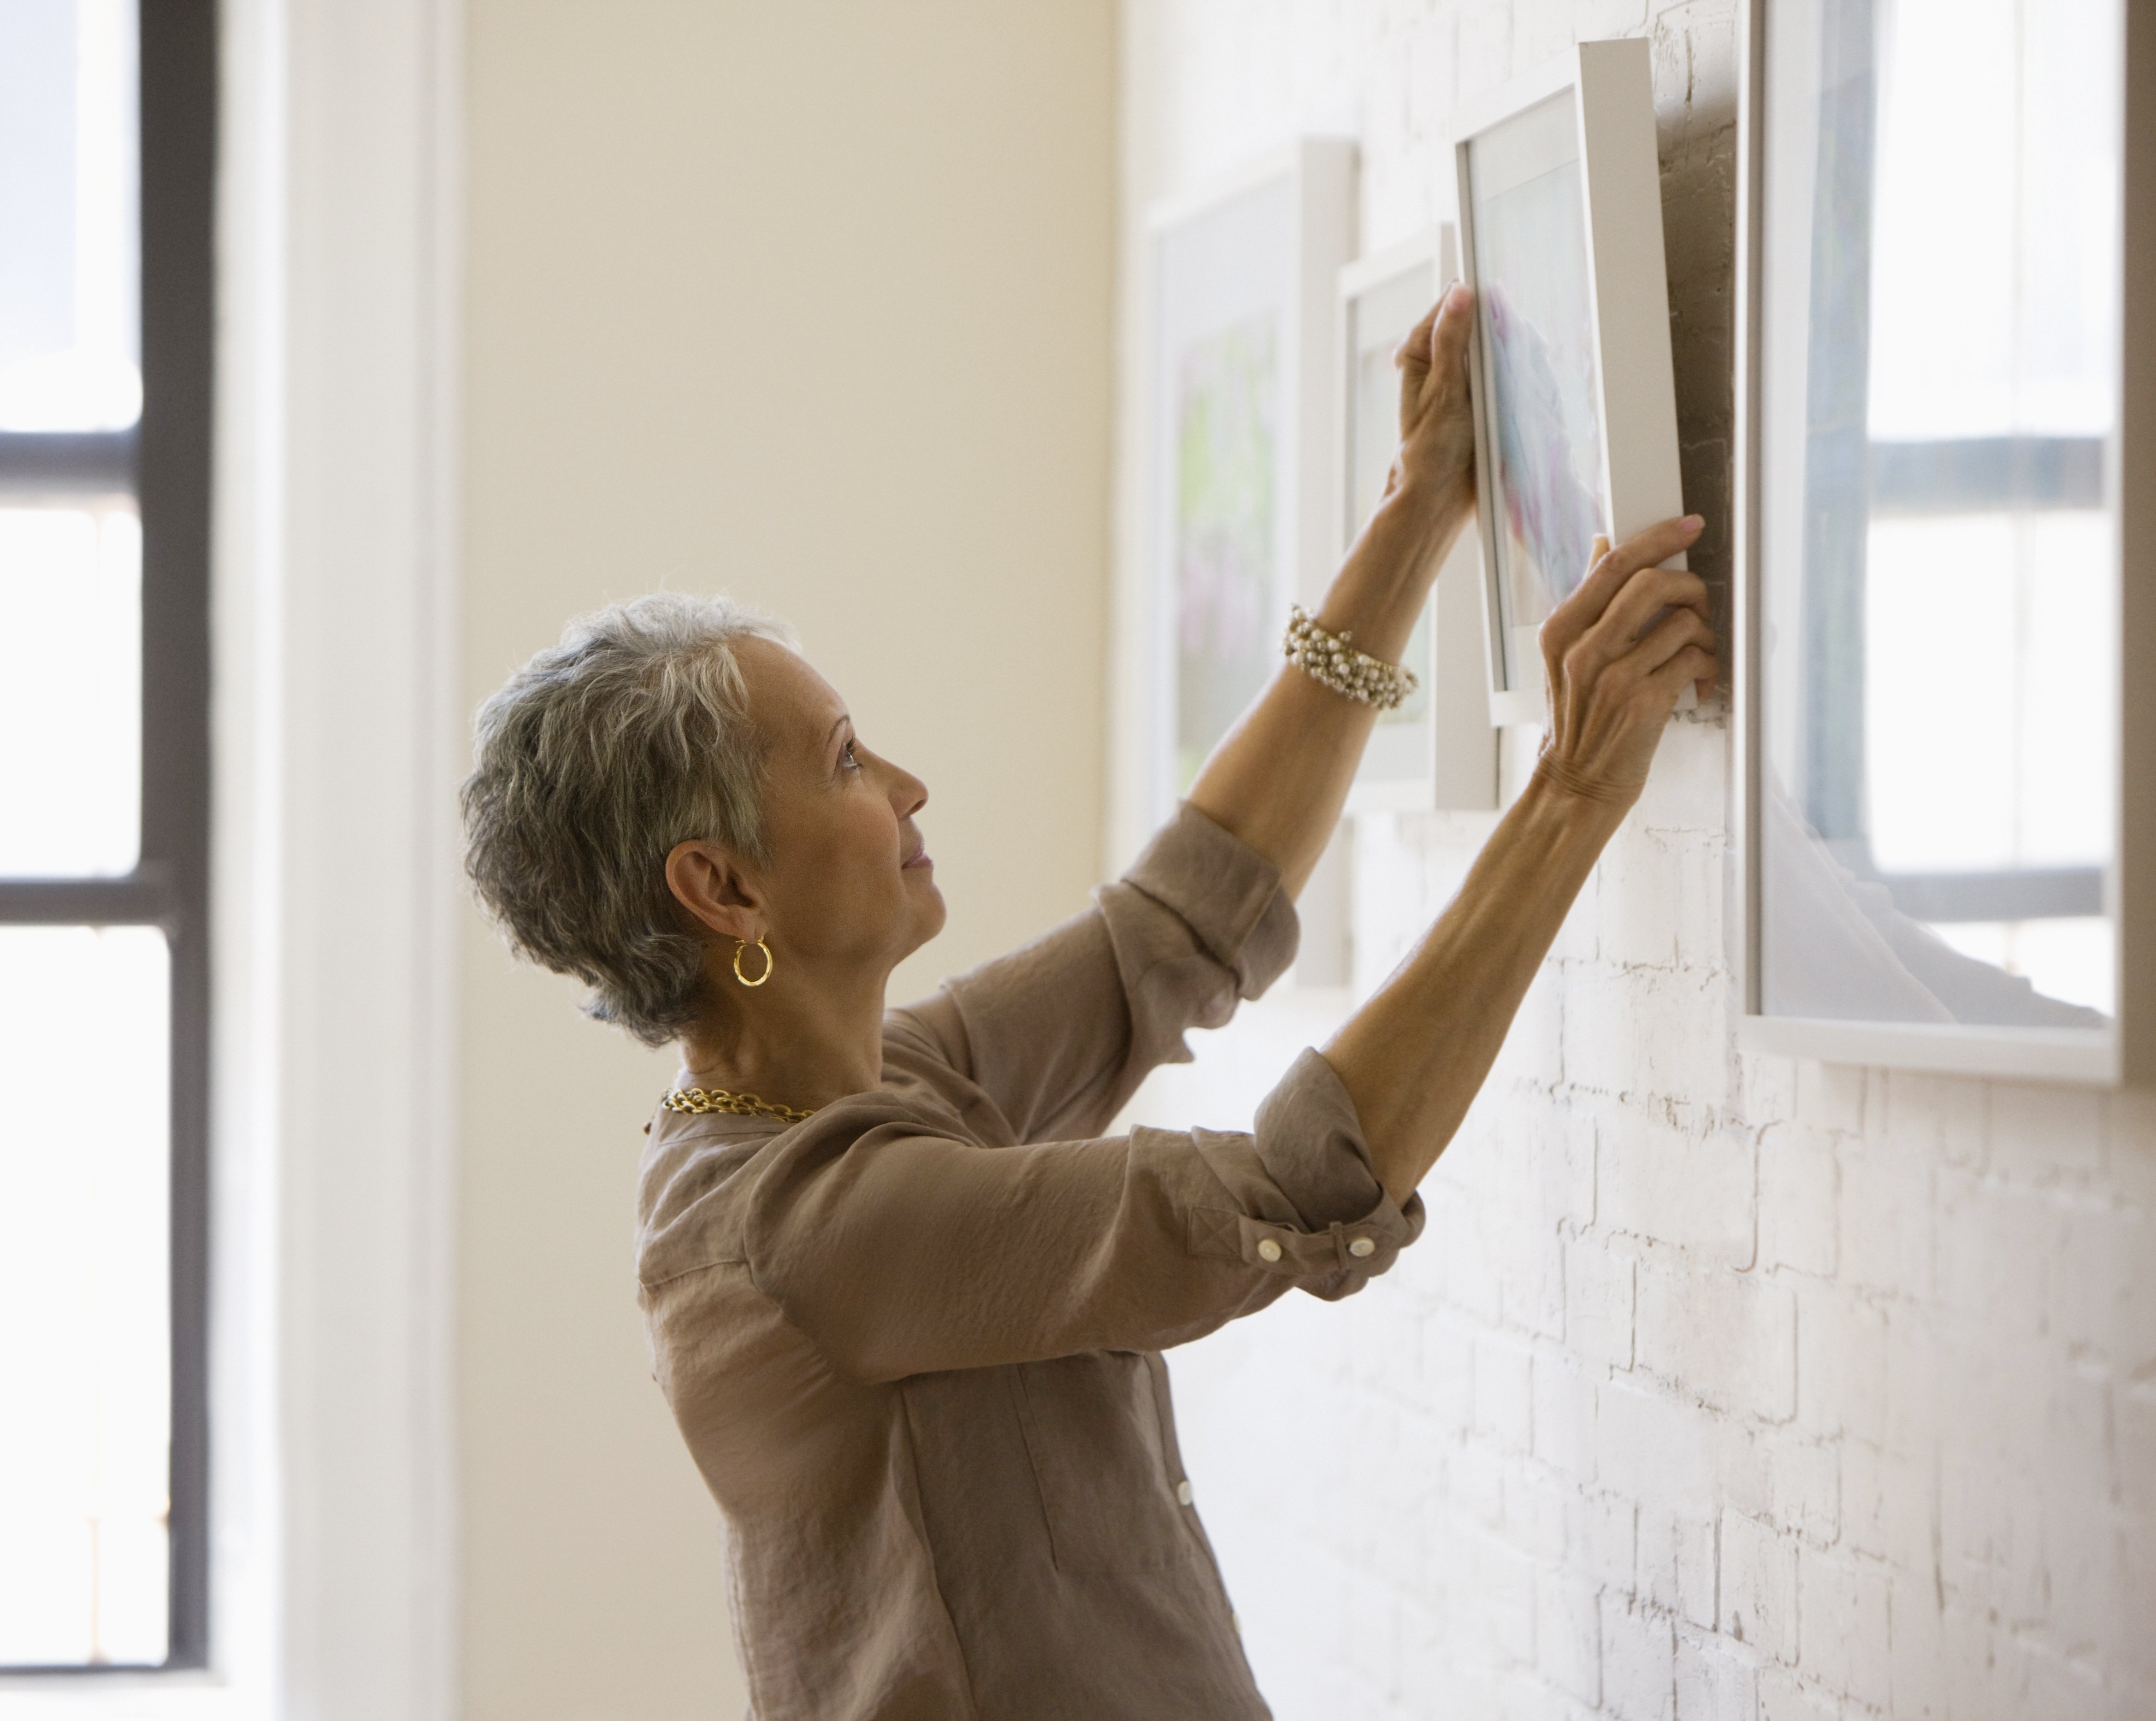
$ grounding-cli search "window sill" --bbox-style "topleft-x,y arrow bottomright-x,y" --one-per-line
0,1672 -> 254,1721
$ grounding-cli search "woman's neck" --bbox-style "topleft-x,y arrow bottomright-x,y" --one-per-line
677,961 -> 888,1111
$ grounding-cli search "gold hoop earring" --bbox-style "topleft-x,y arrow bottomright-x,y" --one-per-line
732,937 -> 774,988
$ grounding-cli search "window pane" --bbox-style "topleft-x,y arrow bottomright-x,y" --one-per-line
0,502 -> 142,876
1865,511 -> 2113,875
0,925 -> 170,1668
0,0 -> 140,431
1867,0 -> 2118,438
1758,0 -> 2121,1028
1931,917 -> 2114,1017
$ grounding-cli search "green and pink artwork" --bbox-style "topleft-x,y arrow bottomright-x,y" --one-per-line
1174,313 -> 1278,791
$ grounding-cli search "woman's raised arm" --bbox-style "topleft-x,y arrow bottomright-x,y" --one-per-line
1328,515 -> 1712,1205
1185,283 -> 1481,896
1187,279 -> 1718,1205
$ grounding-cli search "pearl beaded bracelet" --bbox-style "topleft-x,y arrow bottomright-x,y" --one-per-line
1282,605 -> 1419,711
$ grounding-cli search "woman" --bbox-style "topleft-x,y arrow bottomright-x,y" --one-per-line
462,284 -> 1713,1720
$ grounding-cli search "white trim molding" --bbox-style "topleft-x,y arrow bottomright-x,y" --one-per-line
266,0 -> 464,1713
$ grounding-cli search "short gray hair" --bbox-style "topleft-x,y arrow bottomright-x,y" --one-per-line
461,592 -> 795,1045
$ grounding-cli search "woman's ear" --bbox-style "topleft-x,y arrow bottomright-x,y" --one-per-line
664,839 -> 764,943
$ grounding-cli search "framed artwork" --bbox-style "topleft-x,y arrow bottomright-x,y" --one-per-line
1732,0 -> 2156,1082
1143,140 -> 1357,826
1452,39 -> 1690,726
1338,229 -> 1498,813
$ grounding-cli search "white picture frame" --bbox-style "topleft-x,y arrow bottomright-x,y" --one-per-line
1452,38 -> 1689,727
1337,228 -> 1499,813
1730,0 -> 2156,1084
1141,139 -> 1357,828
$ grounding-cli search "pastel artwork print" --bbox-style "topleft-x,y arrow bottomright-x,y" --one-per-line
1475,135 -> 1607,638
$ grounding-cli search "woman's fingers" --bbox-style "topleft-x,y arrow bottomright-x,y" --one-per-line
1618,603 -> 1717,678
1649,642 -> 1719,700
1544,514 -> 1705,659
1396,283 -> 1475,441
1594,513 -> 1704,597
1535,514 -> 1718,803
1582,516 -> 1701,612
1553,565 -> 1713,686
1423,282 -> 1473,391
1600,612 -> 1717,748
1396,300 -> 1441,383
1391,283 -> 1478,509
1590,564 -> 1713,654
1396,281 -> 1471,384
1542,535 -> 1609,678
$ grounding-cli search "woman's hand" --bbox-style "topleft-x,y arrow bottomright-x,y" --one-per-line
1535,516 -> 1717,808
1390,283 -> 1478,525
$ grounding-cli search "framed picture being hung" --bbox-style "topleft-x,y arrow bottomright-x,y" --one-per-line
1338,228 -> 1498,813
1142,140 -> 1356,826
1452,38 -> 1690,726
1732,0 -> 2156,1081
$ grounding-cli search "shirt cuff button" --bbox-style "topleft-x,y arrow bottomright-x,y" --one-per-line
1175,1479 -> 1194,1505
1256,1238 -> 1282,1263
1348,1236 -> 1376,1258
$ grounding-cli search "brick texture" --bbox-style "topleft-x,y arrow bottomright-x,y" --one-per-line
1122,2 -> 2156,1716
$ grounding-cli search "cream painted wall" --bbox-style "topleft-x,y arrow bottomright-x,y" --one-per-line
458,5 -> 1116,1717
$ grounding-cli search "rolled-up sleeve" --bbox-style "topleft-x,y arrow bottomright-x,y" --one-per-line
897,803 -> 1300,1144
743,1048 -> 1424,1384
1183,1048 -> 1422,1299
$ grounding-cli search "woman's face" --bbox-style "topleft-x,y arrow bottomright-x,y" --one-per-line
734,637 -> 946,973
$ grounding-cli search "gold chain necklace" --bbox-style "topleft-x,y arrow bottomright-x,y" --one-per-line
660,1085 -> 817,1125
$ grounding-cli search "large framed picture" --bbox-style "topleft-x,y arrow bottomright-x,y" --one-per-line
1731,0 -> 2156,1082
1452,39 -> 1689,726
1142,140 -> 1356,826
1338,229 -> 1498,813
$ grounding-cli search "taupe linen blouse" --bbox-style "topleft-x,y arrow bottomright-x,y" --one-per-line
635,805 -> 1425,1720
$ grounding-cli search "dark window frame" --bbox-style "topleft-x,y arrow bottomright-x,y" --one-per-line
0,0 -> 216,1673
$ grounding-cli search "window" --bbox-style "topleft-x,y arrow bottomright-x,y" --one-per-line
0,0 -> 214,1670
1752,0 -> 2123,1035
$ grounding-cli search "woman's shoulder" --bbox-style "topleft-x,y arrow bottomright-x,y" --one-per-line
884,998 -> 1019,1145
636,1067 -> 1004,1284
634,1113 -> 781,1289
882,991 -> 968,1073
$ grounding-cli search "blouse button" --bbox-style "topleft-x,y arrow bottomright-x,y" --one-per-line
1256,1238 -> 1283,1263
1175,1479 -> 1194,1505
1348,1236 -> 1376,1258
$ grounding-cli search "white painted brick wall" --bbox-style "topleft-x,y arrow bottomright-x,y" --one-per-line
1118,2 -> 2156,1715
